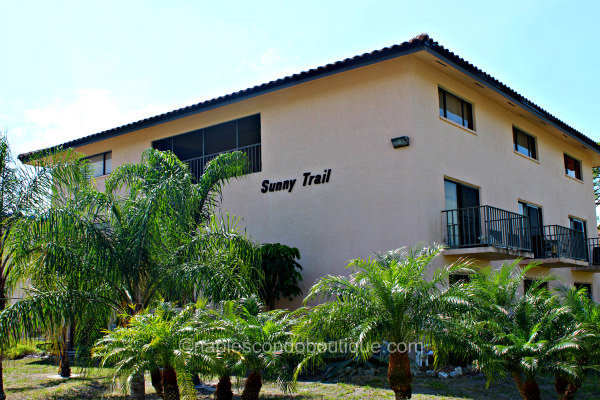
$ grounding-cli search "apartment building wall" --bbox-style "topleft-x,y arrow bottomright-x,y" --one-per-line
408,57 -> 598,298
70,53 -> 599,306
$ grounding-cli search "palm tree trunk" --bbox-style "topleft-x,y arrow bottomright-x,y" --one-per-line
161,368 -> 179,400
554,373 -> 579,400
0,357 -> 5,400
215,375 -> 233,400
68,321 -> 75,352
59,347 -> 71,378
512,370 -> 540,400
58,330 -> 71,378
240,371 -> 262,400
150,369 -> 164,398
0,284 -> 6,400
192,373 -> 201,386
131,371 -> 146,400
388,350 -> 412,399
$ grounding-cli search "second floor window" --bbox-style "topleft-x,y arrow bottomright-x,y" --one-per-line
569,217 -> 587,236
513,127 -> 537,159
564,154 -> 582,180
438,88 -> 474,130
152,114 -> 261,180
87,151 -> 112,177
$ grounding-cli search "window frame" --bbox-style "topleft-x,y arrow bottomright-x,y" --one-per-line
569,216 -> 587,237
564,153 -> 582,181
86,151 -> 112,177
449,273 -> 472,285
524,278 -> 549,293
438,87 -> 475,131
574,282 -> 593,299
151,114 -> 262,175
513,126 -> 538,160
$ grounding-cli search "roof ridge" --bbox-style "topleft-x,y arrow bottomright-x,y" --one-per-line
18,34 -> 599,161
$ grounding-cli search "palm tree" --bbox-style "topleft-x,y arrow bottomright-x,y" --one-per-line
458,263 -> 584,400
185,303 -> 245,400
94,302 -> 200,400
0,148 -> 258,399
552,286 -> 600,400
203,296 -> 298,400
296,245 -> 471,400
0,135 -> 82,397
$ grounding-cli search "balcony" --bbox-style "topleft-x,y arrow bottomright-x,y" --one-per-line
441,205 -> 533,259
441,206 -> 596,267
524,225 -> 590,268
574,237 -> 600,271
183,143 -> 261,181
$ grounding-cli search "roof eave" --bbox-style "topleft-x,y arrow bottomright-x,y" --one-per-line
18,42 -> 427,163
421,43 -> 600,157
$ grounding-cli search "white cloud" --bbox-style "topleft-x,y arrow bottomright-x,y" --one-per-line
10,89 -> 177,156
236,49 -> 303,89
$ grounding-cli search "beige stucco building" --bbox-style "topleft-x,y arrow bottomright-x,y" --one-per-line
20,34 -> 600,305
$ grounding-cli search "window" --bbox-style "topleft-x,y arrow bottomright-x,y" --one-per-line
513,127 -> 537,159
438,88 -> 474,130
87,151 -> 112,177
524,278 -> 549,293
449,274 -> 471,285
570,217 -> 587,236
152,114 -> 261,179
574,282 -> 592,299
564,154 -> 582,180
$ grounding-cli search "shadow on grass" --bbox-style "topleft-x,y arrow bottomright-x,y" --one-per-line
6,376 -> 105,395
326,372 -> 600,400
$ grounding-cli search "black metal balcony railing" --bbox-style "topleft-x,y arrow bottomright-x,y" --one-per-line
442,206 -> 596,265
588,238 -> 600,265
183,143 -> 261,181
530,225 -> 587,261
441,205 -> 531,252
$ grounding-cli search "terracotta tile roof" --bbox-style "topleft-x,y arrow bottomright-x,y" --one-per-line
18,34 -> 600,161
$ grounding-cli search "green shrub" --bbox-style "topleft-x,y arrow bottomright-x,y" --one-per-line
255,243 -> 302,309
4,340 -> 45,359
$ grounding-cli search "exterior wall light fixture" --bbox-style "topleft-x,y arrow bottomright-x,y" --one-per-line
391,136 -> 410,148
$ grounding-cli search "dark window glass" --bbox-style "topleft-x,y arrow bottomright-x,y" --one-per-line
438,90 -> 445,118
570,217 -> 586,235
438,88 -> 474,130
237,115 -> 261,147
204,120 -> 236,155
153,138 -> 172,152
444,179 -> 480,247
574,282 -> 593,299
151,114 -> 262,176
524,278 -> 549,293
173,130 -> 203,160
449,274 -> 471,285
104,152 -> 112,175
564,154 -> 582,180
519,201 -> 545,258
87,152 -> 111,177
513,127 -> 537,159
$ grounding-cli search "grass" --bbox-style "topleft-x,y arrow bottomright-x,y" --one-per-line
2,357 -> 600,399
3,340 -> 47,360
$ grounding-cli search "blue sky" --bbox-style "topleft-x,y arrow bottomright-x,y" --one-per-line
1,0 -> 599,156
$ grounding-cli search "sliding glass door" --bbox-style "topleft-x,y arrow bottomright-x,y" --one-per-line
519,202 -> 543,258
444,179 -> 480,247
